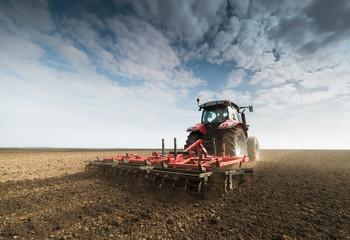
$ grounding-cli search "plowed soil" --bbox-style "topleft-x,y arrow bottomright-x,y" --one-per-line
1,149 -> 349,239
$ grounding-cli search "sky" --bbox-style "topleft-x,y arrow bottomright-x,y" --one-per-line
1,0 -> 350,149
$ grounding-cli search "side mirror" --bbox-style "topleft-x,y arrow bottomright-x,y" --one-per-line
249,105 -> 254,112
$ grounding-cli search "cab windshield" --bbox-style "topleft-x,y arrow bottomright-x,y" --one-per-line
202,107 -> 228,124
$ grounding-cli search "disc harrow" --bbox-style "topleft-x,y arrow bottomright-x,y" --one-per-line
84,138 -> 253,194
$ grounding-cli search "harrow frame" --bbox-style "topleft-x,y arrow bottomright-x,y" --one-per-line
84,138 -> 253,193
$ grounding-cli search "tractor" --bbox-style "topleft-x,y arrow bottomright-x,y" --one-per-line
186,99 -> 259,161
84,99 -> 260,194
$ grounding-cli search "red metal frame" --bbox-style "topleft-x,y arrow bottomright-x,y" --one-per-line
102,139 -> 249,171
103,152 -> 170,165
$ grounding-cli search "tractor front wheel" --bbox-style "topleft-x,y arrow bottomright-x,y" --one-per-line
247,136 -> 260,161
222,127 -> 247,157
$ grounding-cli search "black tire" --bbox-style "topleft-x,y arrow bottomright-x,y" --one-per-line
247,136 -> 260,161
185,132 -> 201,149
222,127 -> 247,157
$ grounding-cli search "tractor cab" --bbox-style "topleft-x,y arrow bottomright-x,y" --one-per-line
201,104 -> 239,124
187,100 -> 244,135
199,100 -> 241,131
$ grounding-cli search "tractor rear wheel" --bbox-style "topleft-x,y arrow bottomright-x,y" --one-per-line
222,127 -> 247,157
247,136 -> 260,161
185,132 -> 200,149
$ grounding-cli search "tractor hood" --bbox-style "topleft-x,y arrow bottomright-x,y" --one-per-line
217,119 -> 239,130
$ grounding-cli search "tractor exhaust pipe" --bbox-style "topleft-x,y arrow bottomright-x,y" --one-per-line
241,112 -> 248,138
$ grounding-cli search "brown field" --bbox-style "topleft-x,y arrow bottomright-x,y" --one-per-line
0,149 -> 349,239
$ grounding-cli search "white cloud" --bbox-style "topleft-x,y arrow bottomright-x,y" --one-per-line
0,28 -> 44,61
198,89 -> 251,107
197,90 -> 217,103
108,16 -> 179,70
226,68 -> 246,88
0,1 -> 209,148
105,15 -> 206,90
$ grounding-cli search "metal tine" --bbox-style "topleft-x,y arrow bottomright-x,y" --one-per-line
131,169 -> 141,178
146,172 -> 203,194
152,174 -> 159,182
184,178 -> 189,190
161,175 -> 167,185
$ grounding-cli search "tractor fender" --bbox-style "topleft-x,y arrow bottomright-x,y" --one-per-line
217,119 -> 240,130
186,123 -> 207,135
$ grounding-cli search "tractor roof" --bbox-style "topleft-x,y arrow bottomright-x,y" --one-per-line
199,100 -> 239,110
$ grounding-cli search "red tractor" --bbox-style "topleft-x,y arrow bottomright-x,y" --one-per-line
84,99 -> 260,194
186,99 -> 260,161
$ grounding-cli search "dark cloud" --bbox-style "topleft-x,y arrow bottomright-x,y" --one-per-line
306,0 -> 350,34
0,0 -> 55,33
269,16 -> 310,48
269,0 -> 350,54
125,0 -> 225,44
46,0 -> 350,63
302,0 -> 350,53
4,0 -> 349,73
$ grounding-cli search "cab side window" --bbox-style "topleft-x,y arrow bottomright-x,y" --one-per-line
227,107 -> 234,120
228,107 -> 239,121
233,109 -> 239,121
